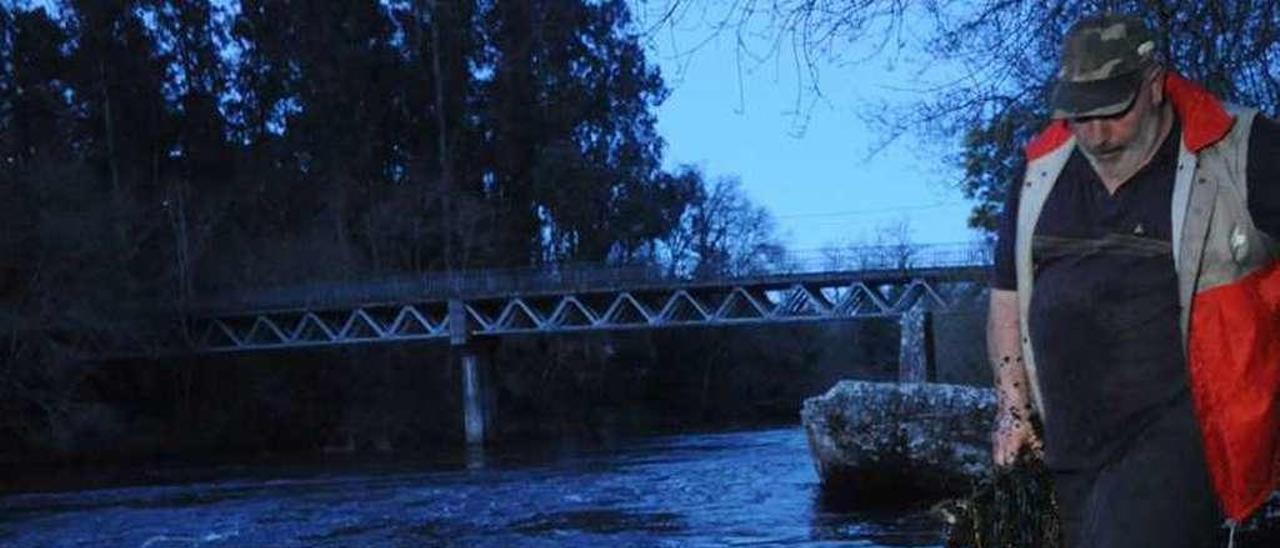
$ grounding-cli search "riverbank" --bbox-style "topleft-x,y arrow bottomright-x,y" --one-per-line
6,319 -> 992,473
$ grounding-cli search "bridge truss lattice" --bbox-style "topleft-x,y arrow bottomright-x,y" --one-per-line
193,267 -> 990,353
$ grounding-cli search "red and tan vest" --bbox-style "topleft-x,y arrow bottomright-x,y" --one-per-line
1015,72 -> 1280,522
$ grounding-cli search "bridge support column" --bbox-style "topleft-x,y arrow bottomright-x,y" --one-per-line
898,307 -> 936,383
460,350 -> 488,446
450,299 -> 492,446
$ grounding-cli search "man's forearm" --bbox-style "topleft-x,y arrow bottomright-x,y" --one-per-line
988,289 -> 1032,414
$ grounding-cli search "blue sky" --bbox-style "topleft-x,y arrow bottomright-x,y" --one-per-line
641,9 -> 983,251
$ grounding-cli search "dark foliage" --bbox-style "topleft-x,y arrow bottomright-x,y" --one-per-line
0,1 -> 994,466
0,0 -> 798,461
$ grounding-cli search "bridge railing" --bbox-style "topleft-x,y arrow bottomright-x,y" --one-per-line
196,241 -> 993,313
772,242 -> 994,275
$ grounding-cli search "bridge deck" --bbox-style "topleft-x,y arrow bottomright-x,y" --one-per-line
191,243 -> 993,353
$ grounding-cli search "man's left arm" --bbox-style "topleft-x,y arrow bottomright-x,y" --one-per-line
1248,115 -> 1280,239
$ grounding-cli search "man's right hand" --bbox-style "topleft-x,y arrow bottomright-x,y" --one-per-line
986,290 -> 1043,466
991,401 -> 1044,467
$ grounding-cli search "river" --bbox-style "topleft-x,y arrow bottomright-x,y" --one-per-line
0,427 -> 947,546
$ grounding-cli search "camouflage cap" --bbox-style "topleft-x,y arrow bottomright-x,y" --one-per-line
1050,14 -> 1158,119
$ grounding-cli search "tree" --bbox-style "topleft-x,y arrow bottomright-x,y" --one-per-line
643,0 -> 1280,230
950,1 -> 1280,229
0,0 -> 766,457
659,166 -> 784,278
817,216 -> 918,271
480,0 -> 674,266
1,2 -> 182,449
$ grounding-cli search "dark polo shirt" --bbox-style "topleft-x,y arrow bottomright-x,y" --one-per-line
992,115 -> 1280,469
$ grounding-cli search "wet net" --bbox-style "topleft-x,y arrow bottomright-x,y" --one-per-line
938,452 -> 1063,548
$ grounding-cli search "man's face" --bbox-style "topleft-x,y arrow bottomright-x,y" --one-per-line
1067,72 -> 1161,161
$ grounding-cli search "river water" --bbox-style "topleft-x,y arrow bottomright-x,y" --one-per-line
0,427 -> 947,546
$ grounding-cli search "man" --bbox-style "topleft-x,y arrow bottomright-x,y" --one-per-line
988,13 -> 1280,547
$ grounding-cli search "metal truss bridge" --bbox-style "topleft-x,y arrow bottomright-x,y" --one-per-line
191,243 -> 993,353
183,242 -> 993,445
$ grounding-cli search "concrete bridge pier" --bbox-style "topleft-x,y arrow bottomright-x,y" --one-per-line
898,306 -> 936,383
459,349 -> 489,446
451,299 -> 492,446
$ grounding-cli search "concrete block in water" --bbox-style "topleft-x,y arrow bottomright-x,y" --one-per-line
801,380 -> 995,502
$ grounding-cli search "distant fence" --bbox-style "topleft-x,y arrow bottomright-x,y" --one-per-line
196,241 -> 993,314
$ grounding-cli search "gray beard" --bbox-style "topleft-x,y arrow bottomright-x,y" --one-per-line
1080,106 -> 1172,191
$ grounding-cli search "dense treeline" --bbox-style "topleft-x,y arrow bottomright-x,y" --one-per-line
3,1 -> 711,288
0,0 -> 795,459
5,1 -> 930,464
